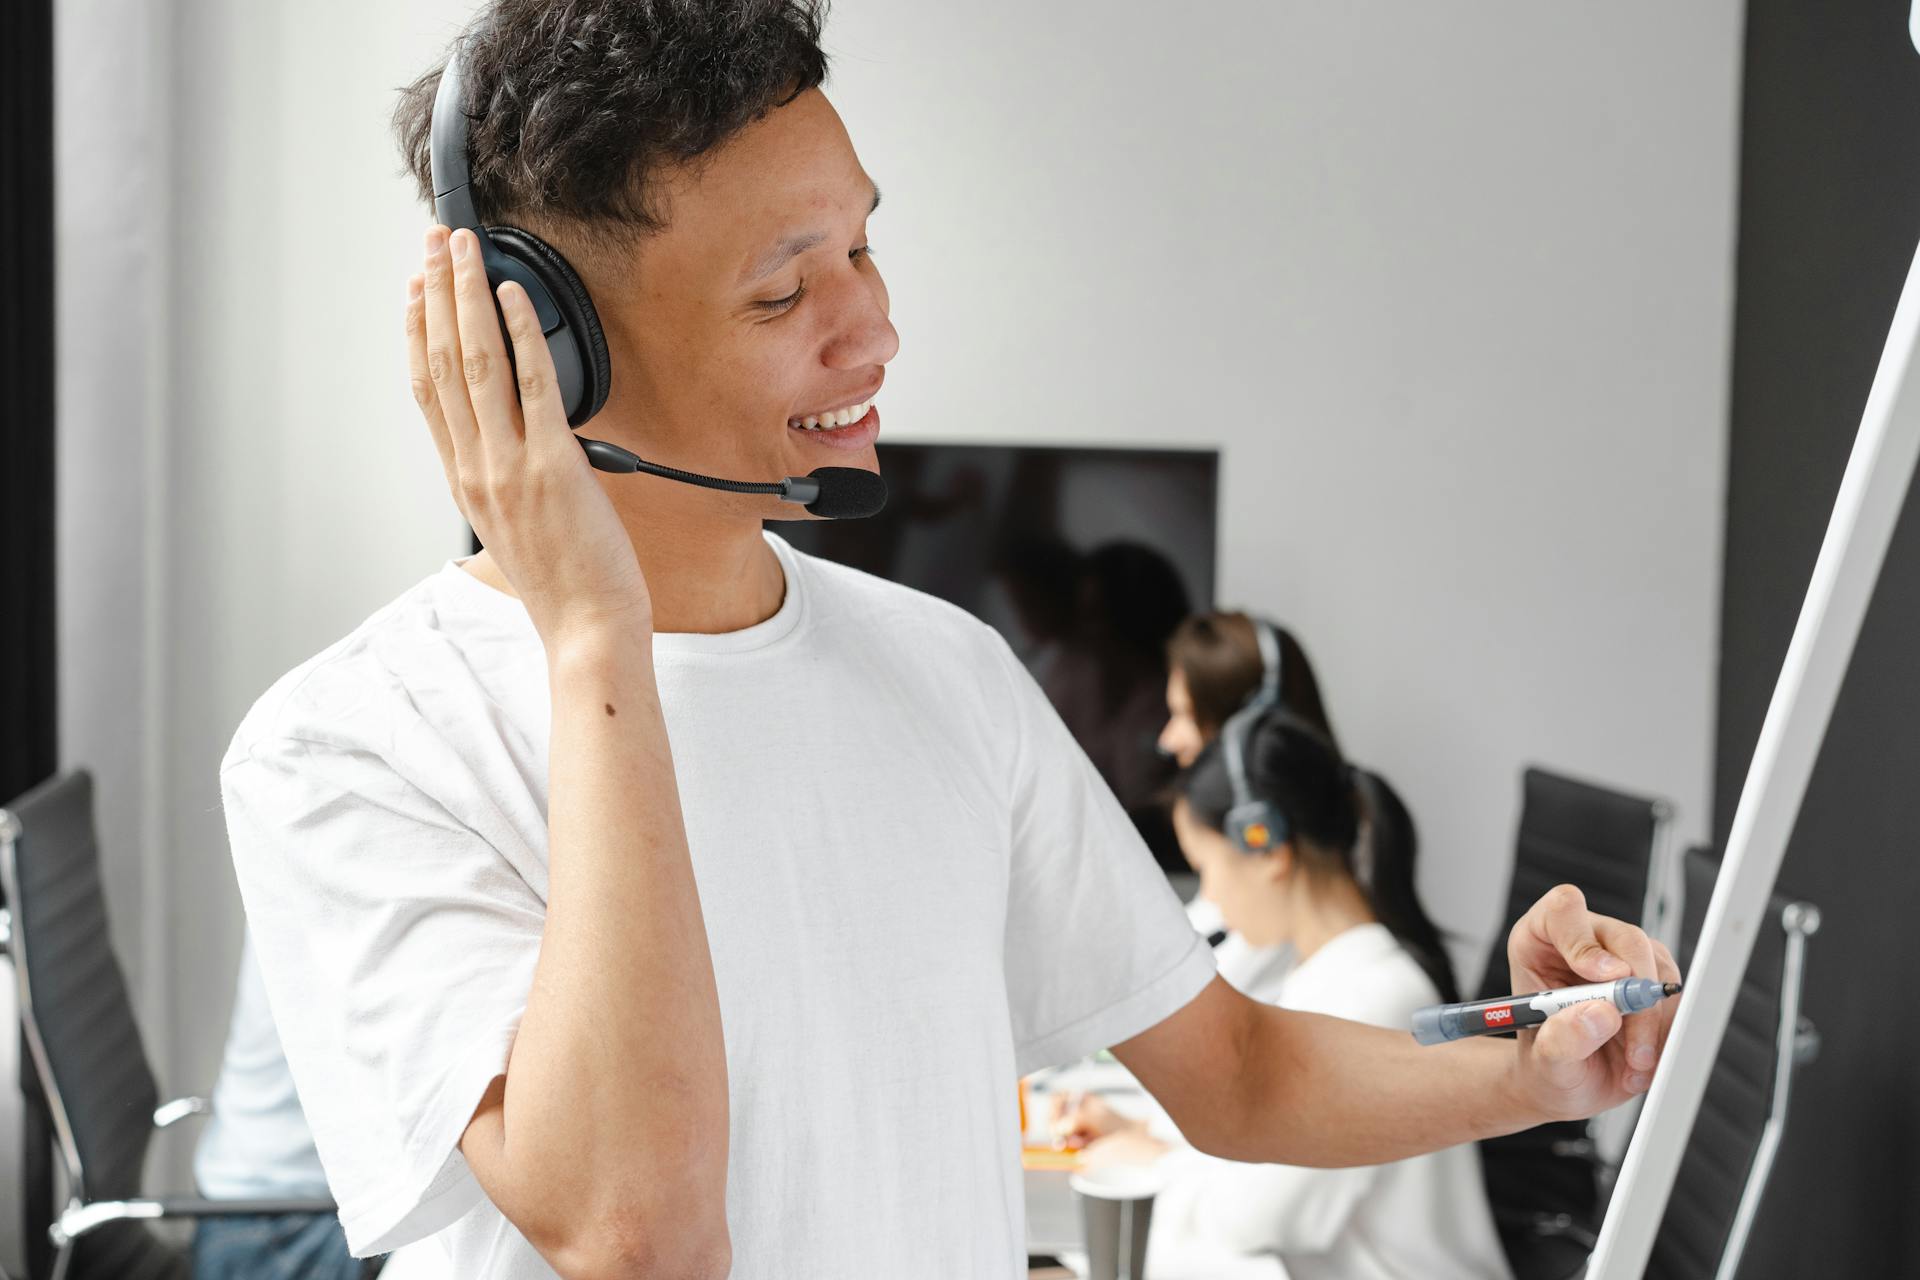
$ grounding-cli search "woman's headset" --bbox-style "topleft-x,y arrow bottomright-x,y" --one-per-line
1221,617 -> 1288,854
1219,617 -> 1344,857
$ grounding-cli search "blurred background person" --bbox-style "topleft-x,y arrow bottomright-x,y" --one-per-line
1056,708 -> 1502,1280
1159,612 -> 1338,769
191,934 -> 379,1280
1159,611 -> 1339,952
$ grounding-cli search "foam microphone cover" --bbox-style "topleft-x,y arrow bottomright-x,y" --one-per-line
804,467 -> 888,519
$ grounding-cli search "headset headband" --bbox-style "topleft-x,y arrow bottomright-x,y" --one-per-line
430,45 -> 477,221
426,34 -> 592,416
1248,615 -> 1283,711
430,38 -> 549,328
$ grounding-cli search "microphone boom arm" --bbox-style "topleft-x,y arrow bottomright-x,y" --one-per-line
578,437 -> 820,506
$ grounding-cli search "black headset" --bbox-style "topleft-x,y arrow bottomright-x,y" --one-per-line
1220,617 -> 1355,863
429,38 -> 611,430
1221,617 -> 1290,855
423,36 -> 886,520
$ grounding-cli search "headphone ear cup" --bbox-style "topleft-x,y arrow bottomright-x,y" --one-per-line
1227,801 -> 1288,855
484,225 -> 613,428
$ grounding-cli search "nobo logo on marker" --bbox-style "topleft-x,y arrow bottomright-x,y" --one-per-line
1483,1006 -> 1515,1028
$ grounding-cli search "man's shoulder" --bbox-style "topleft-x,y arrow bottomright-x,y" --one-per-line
223,565 -> 481,770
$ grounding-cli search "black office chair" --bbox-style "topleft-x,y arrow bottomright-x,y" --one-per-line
1477,766 -> 1671,1280
1,770 -> 336,1280
1643,846 -> 1820,1280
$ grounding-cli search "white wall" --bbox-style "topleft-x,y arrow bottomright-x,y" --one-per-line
56,0 -> 479,1192
54,0 -> 1740,1195
52,0 -> 181,1221
822,0 -> 1742,974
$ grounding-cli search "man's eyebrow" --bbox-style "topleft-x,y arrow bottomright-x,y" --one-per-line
739,183 -> 883,285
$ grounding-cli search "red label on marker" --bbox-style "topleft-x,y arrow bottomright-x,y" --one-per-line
1483,1006 -> 1515,1028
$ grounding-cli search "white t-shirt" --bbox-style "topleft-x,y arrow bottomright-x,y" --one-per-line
1146,923 -> 1510,1280
193,933 -> 331,1199
221,530 -> 1216,1279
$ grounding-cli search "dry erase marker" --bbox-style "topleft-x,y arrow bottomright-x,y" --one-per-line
1411,978 -> 1681,1045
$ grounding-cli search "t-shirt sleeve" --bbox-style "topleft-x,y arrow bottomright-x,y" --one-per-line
221,730 -> 545,1257
989,634 -> 1217,1076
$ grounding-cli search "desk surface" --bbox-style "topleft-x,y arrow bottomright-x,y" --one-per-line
1021,1063 -> 1289,1280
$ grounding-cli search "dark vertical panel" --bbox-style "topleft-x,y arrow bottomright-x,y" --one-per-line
1718,2 -> 1920,1275
0,0 -> 57,1273
1,0 -> 57,800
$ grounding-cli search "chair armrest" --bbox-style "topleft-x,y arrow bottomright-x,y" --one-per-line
1547,1135 -> 1604,1167
51,1196 -> 338,1247
1493,1206 -> 1600,1251
1793,1014 -> 1821,1065
153,1096 -> 212,1129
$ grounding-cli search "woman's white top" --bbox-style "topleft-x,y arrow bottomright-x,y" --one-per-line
1145,923 -> 1512,1280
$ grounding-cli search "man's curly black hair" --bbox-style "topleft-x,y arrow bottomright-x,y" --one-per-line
392,0 -> 831,262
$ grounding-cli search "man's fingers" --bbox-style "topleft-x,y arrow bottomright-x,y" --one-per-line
496,280 -> 574,456
448,228 -> 524,459
1592,914 -> 1664,1075
405,273 -> 459,491
1513,884 -> 1632,985
1531,1000 -> 1624,1097
422,225 -> 482,462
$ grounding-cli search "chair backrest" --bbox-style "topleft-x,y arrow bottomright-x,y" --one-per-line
1478,766 -> 1669,1280
0,770 -> 161,1207
1643,846 -> 1818,1280
1477,767 -> 1668,1001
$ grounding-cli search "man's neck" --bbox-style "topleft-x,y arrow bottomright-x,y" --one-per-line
463,478 -> 788,636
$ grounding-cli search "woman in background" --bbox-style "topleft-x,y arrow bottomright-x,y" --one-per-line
1056,709 -> 1506,1280
1159,611 -> 1337,948
1158,611 -> 1337,768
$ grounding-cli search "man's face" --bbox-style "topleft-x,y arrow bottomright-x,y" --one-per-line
584,88 -> 897,510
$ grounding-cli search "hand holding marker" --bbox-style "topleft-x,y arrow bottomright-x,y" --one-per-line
1412,978 -> 1682,1046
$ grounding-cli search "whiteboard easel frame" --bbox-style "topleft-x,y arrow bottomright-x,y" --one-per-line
1587,230 -> 1920,1274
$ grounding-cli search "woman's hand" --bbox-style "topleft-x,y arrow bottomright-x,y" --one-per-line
405,225 -> 650,651
1079,1129 -> 1174,1172
1505,884 -> 1683,1123
1049,1092 -> 1147,1150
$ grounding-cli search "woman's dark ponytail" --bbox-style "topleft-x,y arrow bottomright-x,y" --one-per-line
1349,770 -> 1459,1004
1179,712 -> 1459,1003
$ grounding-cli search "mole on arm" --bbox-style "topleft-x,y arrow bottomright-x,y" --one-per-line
604,703 -> 616,717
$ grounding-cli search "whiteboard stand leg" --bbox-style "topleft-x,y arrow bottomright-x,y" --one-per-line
1586,233 -> 1920,1276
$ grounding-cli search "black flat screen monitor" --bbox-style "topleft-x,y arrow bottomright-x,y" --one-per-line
776,441 -> 1219,872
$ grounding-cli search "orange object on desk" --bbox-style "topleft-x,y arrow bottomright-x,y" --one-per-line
1019,1076 -> 1083,1168
1020,1144 -> 1083,1171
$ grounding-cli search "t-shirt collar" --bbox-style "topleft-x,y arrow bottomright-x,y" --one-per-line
435,528 -> 807,656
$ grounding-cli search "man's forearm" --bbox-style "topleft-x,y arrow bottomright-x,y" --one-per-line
475,633 -> 730,1266
1202,1005 -> 1530,1168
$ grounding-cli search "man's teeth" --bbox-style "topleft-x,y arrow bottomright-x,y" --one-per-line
788,399 -> 872,431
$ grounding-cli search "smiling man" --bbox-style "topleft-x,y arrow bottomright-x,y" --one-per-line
220,4 -> 1678,1279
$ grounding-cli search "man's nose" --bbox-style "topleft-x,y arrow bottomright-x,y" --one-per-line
822,275 -> 898,371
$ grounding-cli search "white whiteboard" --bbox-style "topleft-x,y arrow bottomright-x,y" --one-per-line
1587,230 -> 1920,1274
